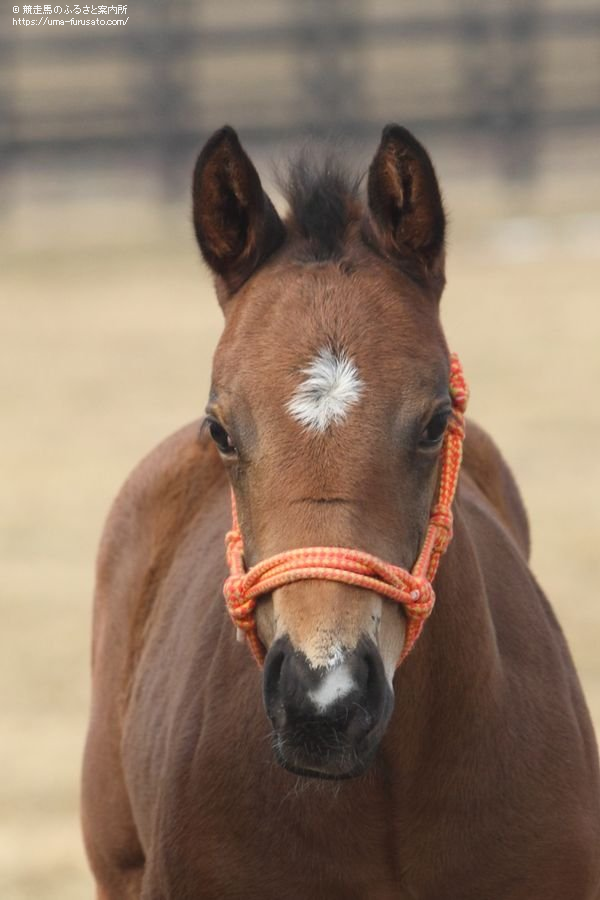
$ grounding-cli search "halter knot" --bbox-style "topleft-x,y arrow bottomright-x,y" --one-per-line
221,353 -> 468,669
223,575 -> 254,625
429,504 -> 454,553
404,575 -> 435,619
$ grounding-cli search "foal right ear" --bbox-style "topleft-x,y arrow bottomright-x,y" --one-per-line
192,126 -> 285,296
364,124 -> 446,292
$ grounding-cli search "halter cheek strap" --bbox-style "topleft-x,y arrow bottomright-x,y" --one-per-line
223,353 -> 469,668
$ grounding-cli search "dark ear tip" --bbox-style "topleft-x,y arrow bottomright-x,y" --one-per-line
214,124 -> 240,145
201,125 -> 241,157
380,123 -> 424,155
381,123 -> 403,140
193,126 -> 244,190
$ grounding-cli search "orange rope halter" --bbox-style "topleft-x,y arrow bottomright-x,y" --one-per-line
223,353 -> 469,668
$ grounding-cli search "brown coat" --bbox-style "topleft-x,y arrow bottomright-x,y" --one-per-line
82,126 -> 600,899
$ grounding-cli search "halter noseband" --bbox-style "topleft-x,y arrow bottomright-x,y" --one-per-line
223,353 -> 469,668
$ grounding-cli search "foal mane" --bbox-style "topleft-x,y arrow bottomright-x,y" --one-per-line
277,149 -> 363,262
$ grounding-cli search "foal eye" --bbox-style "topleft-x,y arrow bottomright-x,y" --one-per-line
207,418 -> 236,455
420,411 -> 449,447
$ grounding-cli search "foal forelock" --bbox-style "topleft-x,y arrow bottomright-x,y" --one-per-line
286,347 -> 364,432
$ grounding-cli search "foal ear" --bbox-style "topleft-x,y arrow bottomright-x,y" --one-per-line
365,124 -> 446,290
192,126 -> 285,295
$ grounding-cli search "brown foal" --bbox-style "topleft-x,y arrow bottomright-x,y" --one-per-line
82,125 -> 600,899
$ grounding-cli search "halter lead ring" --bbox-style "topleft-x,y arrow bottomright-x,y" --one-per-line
223,353 -> 469,668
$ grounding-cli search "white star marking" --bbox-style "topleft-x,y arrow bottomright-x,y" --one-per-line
287,347 -> 364,432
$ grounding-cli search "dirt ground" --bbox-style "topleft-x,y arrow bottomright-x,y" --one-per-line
2,199 -> 600,897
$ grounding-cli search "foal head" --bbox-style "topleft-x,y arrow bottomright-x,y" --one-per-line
194,125 -> 450,778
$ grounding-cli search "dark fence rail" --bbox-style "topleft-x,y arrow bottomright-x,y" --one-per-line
1,0 -> 599,202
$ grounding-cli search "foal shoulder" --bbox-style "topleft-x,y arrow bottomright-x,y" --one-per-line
84,425 -> 225,887
93,421 -> 225,663
461,418 -> 530,559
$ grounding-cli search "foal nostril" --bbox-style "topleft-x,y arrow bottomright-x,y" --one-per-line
263,641 -> 287,728
264,638 -> 323,728
263,644 -> 285,693
263,636 -> 390,744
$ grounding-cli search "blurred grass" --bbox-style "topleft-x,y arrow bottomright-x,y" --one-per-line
1,206 -> 599,898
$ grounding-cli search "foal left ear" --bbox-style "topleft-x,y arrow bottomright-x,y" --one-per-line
364,124 -> 446,292
193,126 -> 286,296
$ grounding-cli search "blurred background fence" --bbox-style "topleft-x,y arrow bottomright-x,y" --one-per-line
2,0 -> 600,217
